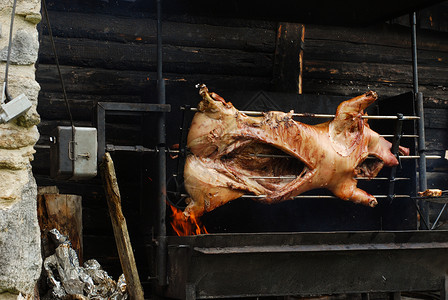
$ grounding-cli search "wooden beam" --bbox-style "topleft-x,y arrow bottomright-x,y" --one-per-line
302,78 -> 448,101
100,153 -> 144,300
304,38 -> 448,67
41,11 -> 276,53
36,64 -> 272,94
306,23 -> 448,52
272,23 -> 305,93
38,36 -> 273,76
303,60 -> 448,86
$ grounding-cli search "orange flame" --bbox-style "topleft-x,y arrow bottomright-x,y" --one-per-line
169,204 -> 208,236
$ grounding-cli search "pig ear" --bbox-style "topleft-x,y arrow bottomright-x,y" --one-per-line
335,91 -> 377,118
329,91 -> 378,156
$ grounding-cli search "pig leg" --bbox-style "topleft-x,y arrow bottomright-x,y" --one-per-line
348,188 -> 378,207
331,182 -> 378,207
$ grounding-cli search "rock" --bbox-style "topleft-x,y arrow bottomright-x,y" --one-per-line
0,293 -> 29,300
0,123 -> 39,149
0,167 -> 42,295
0,29 -> 39,65
0,0 -> 41,297
0,169 -> 28,207
15,106 -> 40,127
16,0 -> 41,17
24,13 -> 41,25
0,146 -> 35,170
0,65 -> 40,103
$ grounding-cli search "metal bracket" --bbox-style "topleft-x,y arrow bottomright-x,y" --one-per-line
96,102 -> 171,162
387,113 -> 404,202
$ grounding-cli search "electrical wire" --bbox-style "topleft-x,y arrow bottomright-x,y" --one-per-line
2,0 -> 18,104
41,0 -> 77,163
41,0 -> 74,128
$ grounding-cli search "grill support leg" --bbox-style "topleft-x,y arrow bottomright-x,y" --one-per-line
186,284 -> 196,300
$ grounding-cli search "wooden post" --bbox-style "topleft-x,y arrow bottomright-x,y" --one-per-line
100,152 -> 144,300
273,22 -> 306,93
37,186 -> 83,262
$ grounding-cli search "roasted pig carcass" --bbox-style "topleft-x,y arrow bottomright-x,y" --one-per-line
183,84 -> 409,218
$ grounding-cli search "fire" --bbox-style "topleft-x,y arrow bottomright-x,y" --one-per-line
169,204 -> 208,236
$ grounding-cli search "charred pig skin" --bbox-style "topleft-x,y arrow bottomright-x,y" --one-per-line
183,85 -> 409,219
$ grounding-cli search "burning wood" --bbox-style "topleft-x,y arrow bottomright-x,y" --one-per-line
170,204 -> 208,236
182,84 -> 409,219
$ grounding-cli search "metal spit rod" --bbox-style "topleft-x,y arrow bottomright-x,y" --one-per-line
156,0 -> 167,287
248,176 -> 410,181
189,107 -> 419,120
381,134 -> 418,138
241,194 -> 411,199
105,145 -> 442,160
251,153 -> 442,160
178,193 -> 410,199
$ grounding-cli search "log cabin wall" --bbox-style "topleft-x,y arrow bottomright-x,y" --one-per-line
33,0 -> 448,285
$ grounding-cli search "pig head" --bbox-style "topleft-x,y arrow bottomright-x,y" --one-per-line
182,84 -> 409,219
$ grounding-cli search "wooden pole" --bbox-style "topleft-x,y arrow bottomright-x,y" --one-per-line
100,152 -> 144,300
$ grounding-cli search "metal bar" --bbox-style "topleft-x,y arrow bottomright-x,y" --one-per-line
412,197 -> 430,230
106,144 -> 181,154
97,103 -> 106,162
356,177 -> 410,181
104,146 -> 441,160
411,12 -> 419,95
362,115 -> 418,120
251,153 -> 293,159
178,193 -> 409,200
251,153 -> 441,160
401,155 -> 439,159
249,176 -> 297,179
194,241 -> 448,254
156,0 -> 167,287
98,102 -> 171,112
177,105 -> 191,178
381,134 -> 418,138
106,144 -> 152,153
411,12 -> 429,228
388,114 -> 404,201
417,91 -> 429,228
431,203 -> 447,230
240,194 -> 410,199
249,176 -> 409,181
190,107 -> 419,120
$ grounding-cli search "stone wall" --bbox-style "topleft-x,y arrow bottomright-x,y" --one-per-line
0,0 -> 42,298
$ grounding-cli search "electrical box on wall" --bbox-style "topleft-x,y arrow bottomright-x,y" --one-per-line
50,126 -> 98,180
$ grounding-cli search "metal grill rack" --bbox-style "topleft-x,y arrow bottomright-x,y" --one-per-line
170,102 -> 439,216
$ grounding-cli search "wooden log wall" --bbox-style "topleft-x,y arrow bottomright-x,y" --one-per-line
33,0 -> 448,287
